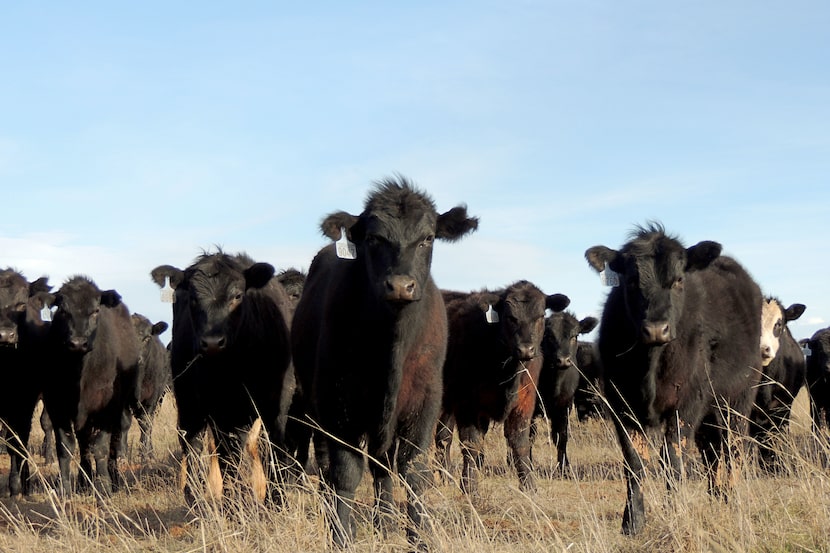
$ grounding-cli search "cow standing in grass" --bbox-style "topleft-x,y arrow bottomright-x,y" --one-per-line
151,251 -> 293,505
291,177 -> 478,548
0,270 -> 53,497
532,311 -> 598,473
129,313 -> 172,460
585,223 -> 763,535
43,276 -> 140,494
750,298 -> 806,471
435,282 -> 570,494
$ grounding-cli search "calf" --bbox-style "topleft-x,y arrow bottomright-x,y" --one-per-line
0,270 -> 53,497
43,276 -> 140,494
585,223 -> 763,535
750,298 -> 806,471
573,342 -> 606,422
129,313 -> 172,460
291,176 -> 478,547
434,281 -> 570,494
532,311 -> 598,472
151,251 -> 293,505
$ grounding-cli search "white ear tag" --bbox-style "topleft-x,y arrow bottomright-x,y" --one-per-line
161,275 -> 175,303
600,262 -> 619,287
485,304 -> 499,324
802,344 -> 812,357
335,226 -> 357,260
40,303 -> 52,322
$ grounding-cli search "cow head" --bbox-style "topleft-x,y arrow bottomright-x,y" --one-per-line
585,223 -> 722,346
131,313 -> 168,345
52,276 -> 121,353
805,328 -> 830,391
760,297 -> 805,366
151,252 -> 275,356
543,311 -> 599,370
0,270 -> 33,346
485,281 -> 570,362
320,176 -> 478,308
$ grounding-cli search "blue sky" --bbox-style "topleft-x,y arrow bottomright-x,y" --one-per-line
2,1 -> 828,343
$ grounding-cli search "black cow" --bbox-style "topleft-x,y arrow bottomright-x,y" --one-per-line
151,251 -> 293,505
291,177 -> 478,547
129,313 -> 172,460
750,298 -> 805,472
585,223 -> 763,535
573,342 -> 606,422
435,282 -> 570,494
0,269 -> 53,497
43,276 -> 140,494
532,311 -> 598,472
803,328 -> 830,437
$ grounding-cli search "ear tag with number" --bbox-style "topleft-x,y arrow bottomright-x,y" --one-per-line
600,262 -> 619,287
335,226 -> 357,260
485,304 -> 499,324
161,276 -> 175,303
40,303 -> 52,322
803,344 -> 812,357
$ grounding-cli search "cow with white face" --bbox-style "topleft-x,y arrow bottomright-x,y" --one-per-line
760,298 -> 806,367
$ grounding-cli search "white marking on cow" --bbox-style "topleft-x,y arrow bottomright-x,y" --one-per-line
760,298 -> 784,367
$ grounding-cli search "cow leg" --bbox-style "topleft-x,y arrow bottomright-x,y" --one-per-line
504,408 -> 536,492
40,407 -> 56,465
324,439 -> 363,547
550,406 -> 571,474
136,406 -> 155,462
397,413 -> 439,551
661,412 -> 687,492
92,429 -> 114,494
434,410 -> 455,483
6,413 -> 34,498
179,426 -> 206,506
54,423 -> 76,495
618,425 -> 649,535
369,449 -> 395,538
457,423 -> 483,495
76,426 -> 95,492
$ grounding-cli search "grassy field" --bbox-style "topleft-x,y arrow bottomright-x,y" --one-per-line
0,390 -> 828,552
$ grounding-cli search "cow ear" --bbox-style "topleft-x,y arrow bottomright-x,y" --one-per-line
244,262 -> 276,290
151,321 -> 169,335
476,292 -> 502,312
579,316 -> 599,334
585,246 -> 619,273
151,265 -> 184,289
685,240 -> 722,271
321,211 -> 361,241
546,293 -> 570,313
100,290 -> 122,308
436,205 -> 479,242
30,291 -> 56,311
29,277 -> 52,295
785,303 -> 806,322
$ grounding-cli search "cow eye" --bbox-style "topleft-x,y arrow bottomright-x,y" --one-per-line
15,302 -> 26,312
419,235 -> 435,248
672,277 -> 684,289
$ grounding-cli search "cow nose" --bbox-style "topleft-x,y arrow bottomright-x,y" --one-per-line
385,276 -> 417,302
517,344 -> 536,360
200,335 -> 226,354
557,356 -> 571,368
68,337 -> 89,352
761,345 -> 773,363
0,328 -> 17,345
642,321 -> 671,344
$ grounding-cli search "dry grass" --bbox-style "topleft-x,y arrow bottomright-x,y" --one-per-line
0,390 -> 828,552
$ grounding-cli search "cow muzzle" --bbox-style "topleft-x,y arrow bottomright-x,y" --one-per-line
67,337 -> 90,353
515,344 -> 537,361
641,321 -> 672,345
384,275 -> 418,303
0,327 -> 18,346
200,335 -> 227,355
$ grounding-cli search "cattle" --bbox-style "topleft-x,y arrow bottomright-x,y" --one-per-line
532,311 -> 598,472
803,328 -> 830,436
151,251 -> 293,505
291,176 -> 478,548
129,313 -> 172,460
42,276 -> 140,494
0,269 -> 53,498
585,223 -> 763,535
750,298 -> 806,472
434,281 -> 570,494
573,342 -> 606,422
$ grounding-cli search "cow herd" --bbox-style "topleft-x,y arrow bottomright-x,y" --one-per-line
2,176 -> 829,547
